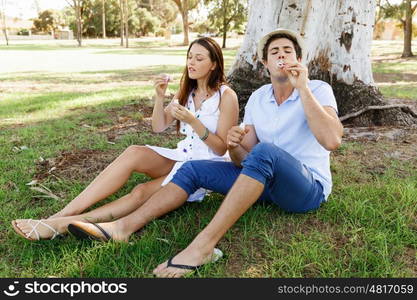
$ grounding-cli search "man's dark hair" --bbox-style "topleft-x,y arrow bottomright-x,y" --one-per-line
262,33 -> 302,61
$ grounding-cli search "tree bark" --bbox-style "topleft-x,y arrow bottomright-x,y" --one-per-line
227,0 -> 416,126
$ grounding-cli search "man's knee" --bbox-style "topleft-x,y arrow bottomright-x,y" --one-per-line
247,143 -> 282,162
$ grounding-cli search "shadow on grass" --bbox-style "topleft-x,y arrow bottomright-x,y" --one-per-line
0,87 -> 145,122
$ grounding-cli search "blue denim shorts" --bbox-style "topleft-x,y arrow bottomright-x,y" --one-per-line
171,143 -> 325,213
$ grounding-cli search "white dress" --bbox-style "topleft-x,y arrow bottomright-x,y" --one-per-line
146,85 -> 230,202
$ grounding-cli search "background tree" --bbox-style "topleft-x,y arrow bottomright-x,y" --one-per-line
66,0 -> 85,46
228,0 -> 416,126
76,0 -> 161,38
142,0 -> 177,29
0,0 -> 8,45
32,10 -> 62,35
171,0 -> 199,45
204,0 -> 247,48
377,0 -> 417,57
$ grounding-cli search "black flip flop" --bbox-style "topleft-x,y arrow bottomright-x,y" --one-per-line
164,248 -> 223,273
166,257 -> 201,271
67,221 -> 112,242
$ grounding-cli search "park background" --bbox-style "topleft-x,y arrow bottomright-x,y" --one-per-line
0,0 -> 416,277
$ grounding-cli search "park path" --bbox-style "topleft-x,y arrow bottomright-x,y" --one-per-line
0,47 -> 185,74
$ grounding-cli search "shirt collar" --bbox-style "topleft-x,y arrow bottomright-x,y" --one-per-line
268,84 -> 300,103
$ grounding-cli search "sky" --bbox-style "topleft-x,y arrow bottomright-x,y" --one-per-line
3,0 -> 69,19
3,0 -> 407,20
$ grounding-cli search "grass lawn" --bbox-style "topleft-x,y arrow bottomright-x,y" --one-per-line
0,38 -> 416,278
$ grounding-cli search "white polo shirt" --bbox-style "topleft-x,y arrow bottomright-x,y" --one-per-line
243,80 -> 338,200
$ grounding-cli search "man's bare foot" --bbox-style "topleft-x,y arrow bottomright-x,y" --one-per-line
152,246 -> 222,278
12,218 -> 67,240
67,221 -> 130,242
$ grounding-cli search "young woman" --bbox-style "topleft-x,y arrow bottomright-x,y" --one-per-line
12,37 -> 239,241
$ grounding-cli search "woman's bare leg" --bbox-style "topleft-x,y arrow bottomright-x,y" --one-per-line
49,146 -> 175,218
13,177 -> 165,240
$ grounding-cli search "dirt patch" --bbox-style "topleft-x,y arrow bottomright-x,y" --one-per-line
373,72 -> 417,83
334,125 -> 417,180
98,100 -> 178,142
35,149 -> 119,182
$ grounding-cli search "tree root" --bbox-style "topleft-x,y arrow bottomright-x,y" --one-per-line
340,104 -> 417,122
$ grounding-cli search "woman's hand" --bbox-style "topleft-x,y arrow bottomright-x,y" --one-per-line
171,103 -> 197,125
153,74 -> 171,99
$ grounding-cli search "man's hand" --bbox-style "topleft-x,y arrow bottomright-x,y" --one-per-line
284,62 -> 309,90
227,125 -> 248,149
171,103 -> 197,125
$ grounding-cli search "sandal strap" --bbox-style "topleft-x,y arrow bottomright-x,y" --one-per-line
167,257 -> 199,271
86,220 -> 112,241
27,219 -> 60,240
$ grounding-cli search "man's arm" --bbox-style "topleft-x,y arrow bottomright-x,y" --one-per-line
298,88 -> 343,151
286,63 -> 343,151
228,125 -> 259,167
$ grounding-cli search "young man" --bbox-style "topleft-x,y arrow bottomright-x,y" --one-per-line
152,28 -> 343,277
68,28 -> 343,277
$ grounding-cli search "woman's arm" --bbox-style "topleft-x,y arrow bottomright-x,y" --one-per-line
193,88 -> 239,156
151,75 -> 176,133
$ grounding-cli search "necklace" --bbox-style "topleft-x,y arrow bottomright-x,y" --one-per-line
192,89 -> 210,111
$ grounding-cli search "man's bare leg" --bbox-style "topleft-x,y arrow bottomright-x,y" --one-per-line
68,182 -> 189,242
153,174 -> 264,277
49,146 -> 175,218
13,177 -> 164,240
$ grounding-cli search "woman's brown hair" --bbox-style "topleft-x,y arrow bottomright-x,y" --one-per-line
176,37 -> 227,132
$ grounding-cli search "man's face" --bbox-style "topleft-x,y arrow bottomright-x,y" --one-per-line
263,38 -> 300,78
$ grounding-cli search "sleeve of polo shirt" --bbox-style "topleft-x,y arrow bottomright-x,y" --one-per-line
242,94 -> 255,125
313,82 -> 339,115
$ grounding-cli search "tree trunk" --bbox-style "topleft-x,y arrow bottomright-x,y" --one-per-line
222,0 -> 227,48
75,2 -> 82,47
124,0 -> 128,48
182,0 -> 189,45
401,0 -> 414,58
227,0 -> 416,126
1,0 -> 8,46
119,0 -> 124,46
102,0 -> 106,38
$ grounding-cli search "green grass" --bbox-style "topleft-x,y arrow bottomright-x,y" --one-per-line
0,38 -> 416,278
378,84 -> 417,100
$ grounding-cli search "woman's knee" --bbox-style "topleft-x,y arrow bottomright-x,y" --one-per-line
129,183 -> 145,200
124,145 -> 145,158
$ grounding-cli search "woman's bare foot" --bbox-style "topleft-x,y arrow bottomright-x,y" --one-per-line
152,246 -> 221,278
67,221 -> 130,242
12,218 -> 69,240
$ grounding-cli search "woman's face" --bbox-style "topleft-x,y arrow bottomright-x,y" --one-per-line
187,43 -> 216,80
